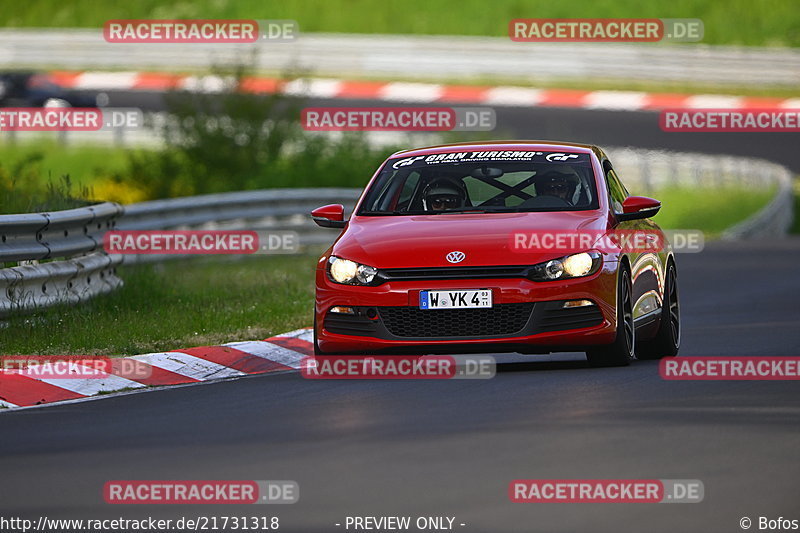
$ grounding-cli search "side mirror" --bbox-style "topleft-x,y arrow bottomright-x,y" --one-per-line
311,204 -> 347,228
618,196 -> 661,221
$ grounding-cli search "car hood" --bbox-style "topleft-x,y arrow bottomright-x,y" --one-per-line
332,211 -> 609,268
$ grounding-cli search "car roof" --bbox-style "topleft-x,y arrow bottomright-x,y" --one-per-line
389,140 -> 607,160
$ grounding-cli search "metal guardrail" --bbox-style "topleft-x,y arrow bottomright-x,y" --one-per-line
1,253 -> 122,316
0,150 -> 794,317
608,147 -> 795,240
0,30 -> 798,87
0,202 -> 120,261
721,173 -> 795,240
607,148 -> 795,193
115,188 -> 361,264
0,190 -> 360,316
0,203 -> 123,316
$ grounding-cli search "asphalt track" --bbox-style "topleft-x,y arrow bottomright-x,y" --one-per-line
0,93 -> 799,533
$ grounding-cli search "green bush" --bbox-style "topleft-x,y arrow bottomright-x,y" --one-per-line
123,67 -> 397,198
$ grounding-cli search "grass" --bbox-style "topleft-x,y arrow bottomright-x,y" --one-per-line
650,186 -> 776,236
0,140 -> 144,213
0,184 -> 777,356
0,254 -> 318,356
0,138 -> 130,192
0,136 -> 397,212
0,140 -> 130,188
2,0 -> 799,47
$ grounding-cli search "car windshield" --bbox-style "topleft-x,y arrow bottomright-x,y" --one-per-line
358,150 -> 599,215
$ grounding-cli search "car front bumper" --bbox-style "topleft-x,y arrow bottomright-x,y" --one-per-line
314,259 -> 620,354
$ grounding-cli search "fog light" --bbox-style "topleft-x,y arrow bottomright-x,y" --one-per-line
330,306 -> 355,314
563,299 -> 594,308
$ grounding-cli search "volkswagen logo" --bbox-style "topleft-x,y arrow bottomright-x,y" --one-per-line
446,251 -> 466,263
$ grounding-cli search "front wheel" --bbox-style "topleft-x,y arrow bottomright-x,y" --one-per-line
313,322 -> 327,355
637,262 -> 680,359
586,267 -> 635,367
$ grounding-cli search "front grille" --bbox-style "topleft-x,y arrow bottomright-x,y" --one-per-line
537,304 -> 604,332
379,265 -> 531,282
379,303 -> 534,338
323,301 -> 604,342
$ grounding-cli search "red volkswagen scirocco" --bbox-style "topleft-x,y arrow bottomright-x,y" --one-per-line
311,141 -> 679,366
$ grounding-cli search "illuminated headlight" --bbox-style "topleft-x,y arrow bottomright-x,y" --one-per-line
563,253 -> 595,277
530,252 -> 602,281
328,256 -> 379,285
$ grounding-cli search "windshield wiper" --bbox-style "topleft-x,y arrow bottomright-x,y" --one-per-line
359,207 -> 525,216
432,206 -> 524,214
358,210 -> 408,216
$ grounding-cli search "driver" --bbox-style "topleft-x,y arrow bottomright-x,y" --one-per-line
535,167 -> 580,204
422,178 -> 467,212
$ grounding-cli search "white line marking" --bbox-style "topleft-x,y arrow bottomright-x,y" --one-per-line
225,341 -> 306,369
131,352 -> 245,380
73,71 -> 140,90
583,90 -> 647,110
379,82 -> 443,102
275,328 -> 314,342
684,94 -> 744,109
0,376 -> 251,413
282,78 -> 343,98
37,366 -> 146,396
0,399 -> 19,409
179,75 -> 231,93
483,86 -> 544,106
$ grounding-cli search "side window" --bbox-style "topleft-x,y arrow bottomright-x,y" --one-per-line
605,167 -> 628,214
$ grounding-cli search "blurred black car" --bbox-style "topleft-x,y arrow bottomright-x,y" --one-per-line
0,71 -> 106,108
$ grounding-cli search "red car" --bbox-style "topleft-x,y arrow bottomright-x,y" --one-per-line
311,141 -> 680,366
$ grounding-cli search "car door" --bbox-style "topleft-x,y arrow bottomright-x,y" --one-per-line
603,161 -> 664,321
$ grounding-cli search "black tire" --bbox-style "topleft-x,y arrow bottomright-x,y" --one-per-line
313,323 -> 327,356
637,262 -> 680,359
586,267 -> 635,367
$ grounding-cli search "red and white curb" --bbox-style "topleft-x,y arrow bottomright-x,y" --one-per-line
46,70 -> 800,111
0,328 -> 314,410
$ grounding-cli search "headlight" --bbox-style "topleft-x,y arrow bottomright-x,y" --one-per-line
356,264 -> 378,284
563,252 -> 595,277
530,251 -> 602,281
328,256 -> 379,285
329,257 -> 358,283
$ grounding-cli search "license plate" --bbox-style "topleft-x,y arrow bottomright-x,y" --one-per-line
419,289 -> 492,310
